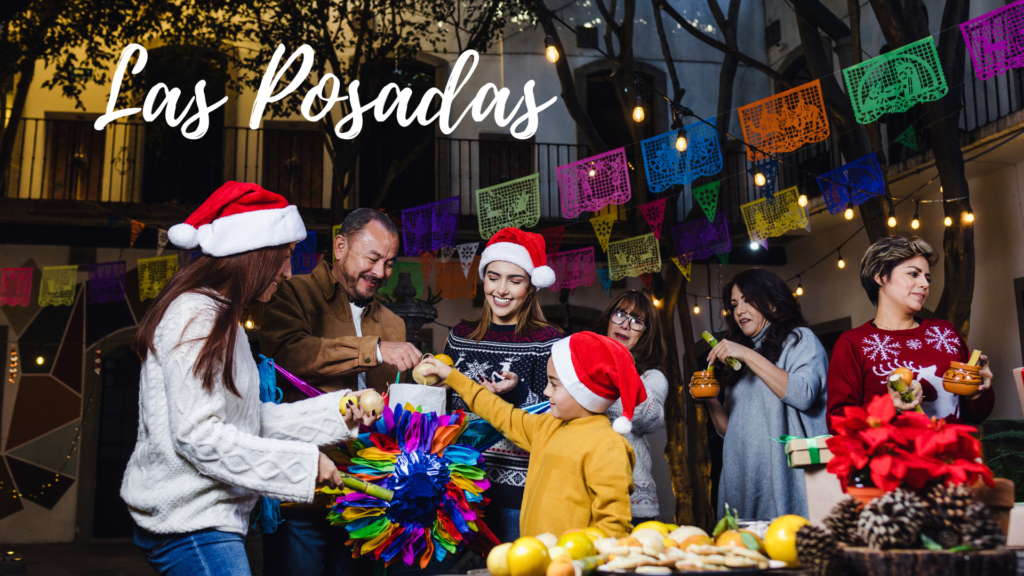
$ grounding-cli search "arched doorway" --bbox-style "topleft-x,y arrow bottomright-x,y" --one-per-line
92,345 -> 141,538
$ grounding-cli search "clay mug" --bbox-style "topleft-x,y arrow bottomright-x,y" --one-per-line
942,361 -> 982,396
690,370 -> 720,399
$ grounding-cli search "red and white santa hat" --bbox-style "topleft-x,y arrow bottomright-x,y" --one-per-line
550,331 -> 648,434
478,228 -> 556,288
167,181 -> 307,257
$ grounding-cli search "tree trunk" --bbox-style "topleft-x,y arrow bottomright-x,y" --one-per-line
371,125 -> 435,209
0,60 -> 35,194
868,0 -> 975,337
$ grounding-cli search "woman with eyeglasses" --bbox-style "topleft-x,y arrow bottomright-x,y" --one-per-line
593,290 -> 668,525
694,269 -> 828,521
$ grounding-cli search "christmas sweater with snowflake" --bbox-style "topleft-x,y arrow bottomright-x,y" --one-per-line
444,321 -> 562,509
826,319 -> 994,431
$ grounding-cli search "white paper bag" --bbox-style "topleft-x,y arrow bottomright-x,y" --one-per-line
803,465 -> 846,525
388,384 -> 447,414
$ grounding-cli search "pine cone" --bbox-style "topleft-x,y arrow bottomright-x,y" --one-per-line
824,498 -> 865,546
922,483 -> 972,533
857,489 -> 926,549
796,525 -> 843,576
929,528 -> 961,549
962,502 -> 1005,550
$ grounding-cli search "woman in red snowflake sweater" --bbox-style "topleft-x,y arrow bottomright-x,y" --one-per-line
826,236 -> 994,431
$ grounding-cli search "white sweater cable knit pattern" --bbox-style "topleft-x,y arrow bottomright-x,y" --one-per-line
121,291 -> 358,535
606,369 -> 668,519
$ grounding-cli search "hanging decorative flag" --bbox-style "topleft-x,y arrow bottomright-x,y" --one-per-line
539,225 -> 565,255
130,220 -> 145,248
843,37 -> 947,124
0,268 -> 33,307
717,252 -> 730,265
739,79 -> 829,162
547,247 -> 596,293
693,181 -> 721,222
639,198 -> 668,240
436,258 -> 479,299
748,159 -> 779,198
291,232 -> 318,275
589,212 -> 617,252
402,197 -> 460,257
439,246 -> 456,262
139,255 -> 179,301
156,229 -> 169,257
87,262 -> 126,304
608,233 -> 662,281
961,0 -> 1024,81
379,262 -> 423,299
39,265 -> 78,307
456,242 -> 479,278
672,212 -> 731,265
418,250 -> 436,285
557,148 -> 632,218
105,212 -> 120,238
332,224 -> 341,263
597,268 -> 613,295
741,186 -> 809,246
476,174 -> 541,238
640,117 -> 724,193
670,257 -> 692,281
816,153 -> 887,214
637,273 -> 652,291
895,126 -> 919,150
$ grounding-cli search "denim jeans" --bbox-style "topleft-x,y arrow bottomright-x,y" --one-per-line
485,506 -> 521,544
134,526 -> 250,576
262,508 -> 460,576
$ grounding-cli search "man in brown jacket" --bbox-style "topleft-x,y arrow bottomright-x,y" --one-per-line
259,208 -> 423,575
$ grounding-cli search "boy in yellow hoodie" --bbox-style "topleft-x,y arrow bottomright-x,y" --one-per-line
420,331 -> 645,539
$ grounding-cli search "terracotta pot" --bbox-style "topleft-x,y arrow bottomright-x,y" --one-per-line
846,486 -> 886,508
690,371 -> 720,398
943,361 -> 982,395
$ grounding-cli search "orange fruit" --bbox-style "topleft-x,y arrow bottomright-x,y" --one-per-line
556,532 -> 596,560
680,535 -> 713,549
507,537 -> 550,576
892,366 -> 913,385
715,530 -> 765,553
434,354 -> 454,366
764,515 -> 810,567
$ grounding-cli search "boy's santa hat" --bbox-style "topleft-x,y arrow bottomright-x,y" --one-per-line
478,228 -> 556,288
550,331 -> 647,435
168,181 -> 307,257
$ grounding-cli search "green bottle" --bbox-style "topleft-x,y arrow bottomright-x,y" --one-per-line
702,331 -> 743,371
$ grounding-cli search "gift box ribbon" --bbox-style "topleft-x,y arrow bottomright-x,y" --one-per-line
775,435 -> 831,465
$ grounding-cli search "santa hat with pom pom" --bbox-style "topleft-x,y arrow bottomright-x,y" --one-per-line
550,332 -> 647,434
478,227 -> 555,288
168,181 -> 307,257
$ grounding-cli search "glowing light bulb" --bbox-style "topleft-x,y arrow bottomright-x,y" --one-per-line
244,318 -> 255,330
749,241 -> 759,250
798,194 -> 808,207
796,285 -> 804,296
844,206 -> 854,220
632,103 -> 645,122
675,129 -> 688,152
653,297 -> 663,308
35,357 -> 43,365
887,215 -> 897,227
722,309 -> 728,317
693,304 -> 700,314
588,168 -> 596,177
544,36 -> 559,63
965,210 -> 975,223
838,256 -> 846,269
911,216 -> 920,229
754,172 -> 766,187
944,215 -> 953,226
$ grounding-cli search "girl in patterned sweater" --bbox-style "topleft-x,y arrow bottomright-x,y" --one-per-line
443,228 -> 561,542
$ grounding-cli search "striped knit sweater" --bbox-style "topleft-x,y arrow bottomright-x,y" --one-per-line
444,321 -> 561,509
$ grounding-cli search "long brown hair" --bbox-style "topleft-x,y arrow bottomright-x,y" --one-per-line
463,263 -> 560,342
133,245 -> 291,396
592,289 -> 665,374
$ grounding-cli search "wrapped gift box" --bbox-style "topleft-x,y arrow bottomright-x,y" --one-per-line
785,435 -> 833,467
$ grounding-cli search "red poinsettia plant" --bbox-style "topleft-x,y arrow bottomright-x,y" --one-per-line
826,395 -> 994,492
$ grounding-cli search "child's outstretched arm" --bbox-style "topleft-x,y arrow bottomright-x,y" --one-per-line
588,440 -> 636,538
419,358 -> 547,451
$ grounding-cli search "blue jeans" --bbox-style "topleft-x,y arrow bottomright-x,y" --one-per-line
134,526 -> 250,576
486,506 -> 521,544
263,508 -> 462,576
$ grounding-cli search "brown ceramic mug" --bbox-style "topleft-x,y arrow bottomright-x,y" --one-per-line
942,361 -> 982,396
690,370 -> 720,399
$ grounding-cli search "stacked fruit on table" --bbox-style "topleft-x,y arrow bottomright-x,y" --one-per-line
484,515 -> 811,575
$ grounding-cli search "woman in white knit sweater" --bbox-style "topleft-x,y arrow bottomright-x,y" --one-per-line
121,183 -> 378,576
594,290 -> 669,525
